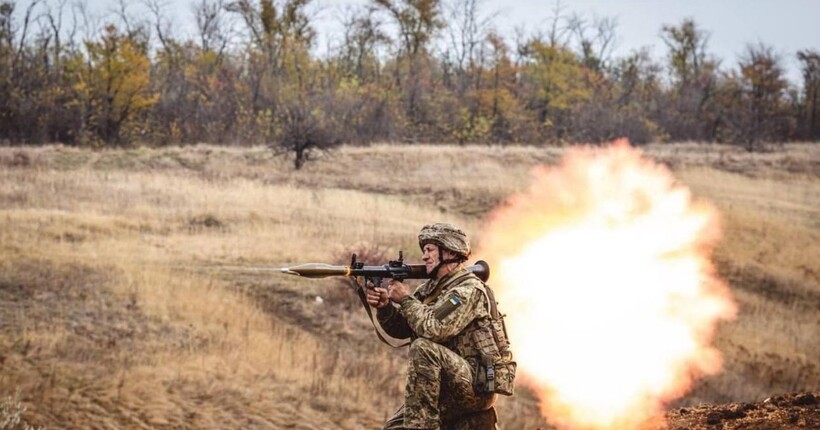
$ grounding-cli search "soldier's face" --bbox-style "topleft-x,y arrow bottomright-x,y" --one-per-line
421,243 -> 440,274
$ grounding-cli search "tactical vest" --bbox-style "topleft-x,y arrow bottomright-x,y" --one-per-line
421,270 -> 517,396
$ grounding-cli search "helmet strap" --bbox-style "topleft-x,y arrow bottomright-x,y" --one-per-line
430,245 -> 465,279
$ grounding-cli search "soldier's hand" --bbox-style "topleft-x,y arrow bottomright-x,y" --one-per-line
386,279 -> 410,302
366,285 -> 390,308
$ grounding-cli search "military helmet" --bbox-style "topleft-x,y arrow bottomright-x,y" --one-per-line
418,223 -> 471,260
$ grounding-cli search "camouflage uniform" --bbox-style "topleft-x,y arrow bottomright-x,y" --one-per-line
377,267 -> 499,430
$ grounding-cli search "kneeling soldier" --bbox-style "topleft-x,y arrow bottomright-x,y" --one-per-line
367,223 -> 516,430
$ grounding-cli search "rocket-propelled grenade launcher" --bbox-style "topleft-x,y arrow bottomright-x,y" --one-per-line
280,252 -> 490,347
280,251 -> 491,286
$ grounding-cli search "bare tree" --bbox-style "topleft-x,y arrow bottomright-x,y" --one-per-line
193,0 -> 230,56
797,49 -> 820,140
42,0 -> 68,70
566,12 -> 616,71
13,0 -> 40,73
444,0 -> 496,76
337,5 -> 386,83
544,0 -> 569,48
658,18 -> 720,141
716,43 -> 791,150
111,0 -> 149,46
73,0 -> 101,45
372,0 -> 444,123
660,18 -> 710,84
271,93 -> 345,169
738,43 -> 789,149
144,0 -> 174,51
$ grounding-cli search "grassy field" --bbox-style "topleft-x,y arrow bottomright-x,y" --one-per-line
0,143 -> 817,429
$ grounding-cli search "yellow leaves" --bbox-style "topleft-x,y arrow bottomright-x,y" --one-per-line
338,76 -> 361,92
260,0 -> 278,36
525,42 -> 594,112
197,50 -> 221,69
451,107 -> 491,143
79,25 -> 157,142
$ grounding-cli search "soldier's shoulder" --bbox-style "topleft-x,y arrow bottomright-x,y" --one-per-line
449,274 -> 485,296
454,271 -> 485,288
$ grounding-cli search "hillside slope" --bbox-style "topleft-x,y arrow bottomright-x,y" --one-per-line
0,143 -> 817,429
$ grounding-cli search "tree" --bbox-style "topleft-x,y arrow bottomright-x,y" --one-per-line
485,31 -> 519,142
439,0 -> 496,143
0,0 -> 41,142
569,48 -> 664,145
717,43 -> 790,150
193,0 -> 230,56
0,0 -> 814,148
659,18 -> 720,141
737,43 -> 790,149
146,0 -> 243,145
442,0 -> 493,81
229,0 -> 348,167
372,0 -> 444,126
228,0 -> 315,130
74,24 -> 157,145
519,39 -> 593,141
271,91 -> 344,169
661,18 -> 709,84
337,6 -> 386,85
566,12 -> 616,72
797,50 -> 820,140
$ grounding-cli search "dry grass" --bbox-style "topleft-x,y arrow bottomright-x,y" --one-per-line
0,142 -> 817,429
0,164 -> 439,428
674,167 -> 820,405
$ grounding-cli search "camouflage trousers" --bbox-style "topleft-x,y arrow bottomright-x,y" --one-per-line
382,338 -> 498,430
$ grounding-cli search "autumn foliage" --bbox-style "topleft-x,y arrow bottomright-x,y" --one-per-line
1,1 -> 818,165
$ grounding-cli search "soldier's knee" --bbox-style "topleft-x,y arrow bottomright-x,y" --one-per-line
410,337 -> 435,351
409,338 -> 439,363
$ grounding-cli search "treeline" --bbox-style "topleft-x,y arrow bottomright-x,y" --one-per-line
1,0 -> 819,167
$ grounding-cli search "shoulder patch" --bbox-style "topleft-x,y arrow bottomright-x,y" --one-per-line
434,295 -> 462,320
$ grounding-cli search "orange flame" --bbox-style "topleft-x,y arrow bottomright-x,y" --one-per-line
476,140 -> 736,430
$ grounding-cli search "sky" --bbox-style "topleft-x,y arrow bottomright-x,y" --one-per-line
497,0 -> 820,82
69,0 -> 820,84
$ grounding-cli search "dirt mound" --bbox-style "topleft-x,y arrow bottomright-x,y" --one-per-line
667,392 -> 819,429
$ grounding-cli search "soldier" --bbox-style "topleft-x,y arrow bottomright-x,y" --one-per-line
366,223 -> 516,430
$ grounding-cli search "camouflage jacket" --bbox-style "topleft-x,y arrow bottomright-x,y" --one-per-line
376,266 -> 490,346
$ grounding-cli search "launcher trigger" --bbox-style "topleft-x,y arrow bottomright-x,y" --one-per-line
367,277 -> 383,290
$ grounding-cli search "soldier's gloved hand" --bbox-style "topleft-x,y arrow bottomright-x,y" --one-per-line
365,281 -> 390,308
386,279 -> 410,302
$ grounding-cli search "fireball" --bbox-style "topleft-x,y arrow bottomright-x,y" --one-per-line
477,140 -> 736,430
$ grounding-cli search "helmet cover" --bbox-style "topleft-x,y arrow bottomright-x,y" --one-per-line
418,223 -> 471,259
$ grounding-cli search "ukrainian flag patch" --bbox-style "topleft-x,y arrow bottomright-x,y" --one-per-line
434,295 -> 462,320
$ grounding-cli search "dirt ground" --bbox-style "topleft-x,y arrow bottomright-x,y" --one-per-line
665,392 -> 820,430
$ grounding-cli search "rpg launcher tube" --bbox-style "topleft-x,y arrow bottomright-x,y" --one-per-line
280,260 -> 490,283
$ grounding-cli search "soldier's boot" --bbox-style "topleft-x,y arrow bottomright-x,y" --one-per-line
443,407 -> 499,430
